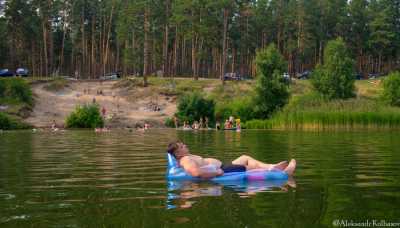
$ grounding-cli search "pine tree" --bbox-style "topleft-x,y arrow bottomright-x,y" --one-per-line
311,38 -> 355,99
254,44 -> 289,118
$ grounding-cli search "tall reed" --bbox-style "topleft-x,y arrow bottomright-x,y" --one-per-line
243,93 -> 400,129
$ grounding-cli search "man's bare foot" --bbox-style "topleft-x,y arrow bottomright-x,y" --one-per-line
284,159 -> 296,176
287,177 -> 297,188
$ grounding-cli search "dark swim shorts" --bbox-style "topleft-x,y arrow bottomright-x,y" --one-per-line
220,164 -> 246,173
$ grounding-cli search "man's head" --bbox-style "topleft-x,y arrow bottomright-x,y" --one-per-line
167,140 -> 189,159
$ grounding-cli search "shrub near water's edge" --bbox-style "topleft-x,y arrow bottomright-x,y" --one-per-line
215,97 -> 254,123
0,79 -> 5,97
0,78 -> 33,105
381,71 -> 400,107
164,117 -> 175,128
66,104 -> 104,129
0,112 -> 31,130
176,92 -> 215,124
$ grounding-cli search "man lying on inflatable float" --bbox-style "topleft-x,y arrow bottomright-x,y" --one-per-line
166,141 -> 296,182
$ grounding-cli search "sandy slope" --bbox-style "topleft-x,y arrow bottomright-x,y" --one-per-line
26,80 -> 177,128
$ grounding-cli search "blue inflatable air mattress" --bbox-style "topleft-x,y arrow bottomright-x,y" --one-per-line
166,153 -> 288,182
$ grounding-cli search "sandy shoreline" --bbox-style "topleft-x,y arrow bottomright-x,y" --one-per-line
26,80 -> 177,128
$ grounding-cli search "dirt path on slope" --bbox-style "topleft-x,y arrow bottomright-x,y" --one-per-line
26,80 -> 177,128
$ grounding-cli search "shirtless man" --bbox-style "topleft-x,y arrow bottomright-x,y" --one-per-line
167,141 -> 296,179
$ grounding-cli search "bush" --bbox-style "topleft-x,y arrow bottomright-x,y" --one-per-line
0,112 -> 31,130
0,78 -> 33,105
66,104 -> 104,128
0,79 -> 6,96
0,112 -> 15,130
311,38 -> 355,99
215,97 -> 254,123
381,72 -> 400,106
176,92 -> 215,124
253,44 -> 289,118
164,117 -> 176,128
44,78 -> 69,91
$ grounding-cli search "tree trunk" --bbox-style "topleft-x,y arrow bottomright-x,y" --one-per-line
162,0 -> 170,77
60,20 -> 66,75
81,9 -> 85,78
182,37 -> 185,75
104,0 -> 116,78
173,26 -> 178,77
91,15 -> 96,79
132,30 -> 136,74
192,35 -> 196,79
221,8 -> 229,84
42,21 -> 48,77
143,5 -> 150,86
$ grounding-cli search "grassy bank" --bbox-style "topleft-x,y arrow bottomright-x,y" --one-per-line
244,94 -> 400,130
123,77 -> 398,129
243,79 -> 400,129
114,77 -> 219,96
15,75 -> 397,130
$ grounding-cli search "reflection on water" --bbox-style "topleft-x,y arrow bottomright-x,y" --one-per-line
167,178 -> 296,209
0,129 -> 400,227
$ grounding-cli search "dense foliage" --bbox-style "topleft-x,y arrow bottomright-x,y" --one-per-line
0,112 -> 30,130
65,104 -> 104,128
0,0 -> 399,82
0,78 -> 33,105
381,72 -> 400,106
215,97 -> 254,123
253,44 -> 289,118
176,93 -> 215,124
311,38 -> 355,100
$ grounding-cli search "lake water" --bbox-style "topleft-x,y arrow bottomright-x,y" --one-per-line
0,129 -> 399,227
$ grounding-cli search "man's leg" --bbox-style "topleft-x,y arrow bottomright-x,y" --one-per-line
231,155 -> 288,170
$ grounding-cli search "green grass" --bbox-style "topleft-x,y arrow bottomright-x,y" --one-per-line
115,77 -> 219,96
208,80 -> 255,102
355,79 -> 383,98
43,78 -> 69,91
244,90 -> 400,130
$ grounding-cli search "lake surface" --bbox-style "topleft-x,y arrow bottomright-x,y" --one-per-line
0,129 -> 399,227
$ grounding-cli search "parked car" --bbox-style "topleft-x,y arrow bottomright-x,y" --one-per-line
297,70 -> 312,80
241,75 -> 253,80
354,72 -> 363,80
0,69 -> 14,77
101,71 -> 121,80
16,68 -> 29,77
224,72 -> 242,81
368,73 -> 381,79
282,72 -> 291,84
